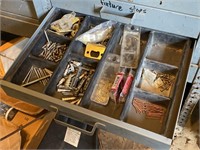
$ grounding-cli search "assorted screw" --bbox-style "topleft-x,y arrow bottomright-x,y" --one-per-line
132,98 -> 166,123
155,72 -> 175,92
40,41 -> 67,63
57,60 -> 94,105
21,66 -> 53,87
141,68 -> 175,97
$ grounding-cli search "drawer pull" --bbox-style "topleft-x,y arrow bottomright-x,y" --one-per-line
99,6 -> 134,24
54,118 -> 105,136
50,105 -> 106,136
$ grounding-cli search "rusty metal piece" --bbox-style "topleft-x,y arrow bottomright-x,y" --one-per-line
132,98 -> 166,123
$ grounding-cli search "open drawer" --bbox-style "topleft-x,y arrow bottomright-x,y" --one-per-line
0,7 -> 196,149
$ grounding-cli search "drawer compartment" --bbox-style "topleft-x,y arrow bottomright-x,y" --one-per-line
137,59 -> 178,98
146,31 -> 189,67
31,30 -> 70,63
45,53 -> 98,104
10,57 -> 56,92
124,89 -> 170,134
1,7 -> 195,149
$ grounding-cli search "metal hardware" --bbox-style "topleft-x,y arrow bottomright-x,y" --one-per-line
39,41 -> 67,63
57,60 -> 94,104
57,89 -> 71,92
21,67 -> 52,87
44,30 -> 50,43
21,74 -> 51,87
33,67 -> 45,85
132,98 -> 166,123
84,43 -> 106,60
62,97 -> 77,101
22,66 -> 34,84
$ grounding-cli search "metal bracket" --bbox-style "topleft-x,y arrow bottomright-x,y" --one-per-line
175,68 -> 200,135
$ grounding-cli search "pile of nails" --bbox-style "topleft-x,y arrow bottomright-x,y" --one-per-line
132,98 -> 166,123
155,72 -> 175,92
40,41 -> 67,63
21,66 -> 53,87
57,60 -> 94,105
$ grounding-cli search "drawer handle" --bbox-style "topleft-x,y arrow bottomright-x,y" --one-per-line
50,105 -> 106,136
54,118 -> 105,136
99,6 -> 134,24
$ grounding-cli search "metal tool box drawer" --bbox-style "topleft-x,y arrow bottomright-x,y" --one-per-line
0,7 -> 195,149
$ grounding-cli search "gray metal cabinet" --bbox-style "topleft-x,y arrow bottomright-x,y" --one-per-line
0,0 -> 51,37
1,0 -> 200,149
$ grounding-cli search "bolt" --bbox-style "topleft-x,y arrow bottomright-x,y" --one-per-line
62,97 -> 76,101
57,89 -> 71,92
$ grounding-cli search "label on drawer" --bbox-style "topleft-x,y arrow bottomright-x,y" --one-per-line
64,127 -> 81,147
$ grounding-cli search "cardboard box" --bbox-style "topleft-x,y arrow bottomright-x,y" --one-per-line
0,117 -> 21,150
0,88 -> 55,149
10,111 -> 55,149
0,88 -> 43,115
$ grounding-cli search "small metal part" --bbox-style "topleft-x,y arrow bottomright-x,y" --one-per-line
70,99 -> 80,105
79,71 -> 87,80
40,41 -> 67,63
57,85 -> 66,89
72,67 -> 83,88
21,74 -> 51,87
57,60 -> 95,101
44,68 -> 53,75
44,30 -> 50,43
22,66 -> 33,84
132,98 -> 166,123
61,91 -> 74,96
76,99 -> 81,105
33,67 -> 45,85
57,89 -> 71,92
71,61 -> 82,67
64,63 -> 75,76
74,76 -> 87,96
78,93 -> 84,97
57,78 -> 66,86
39,68 -> 48,85
64,73 -> 76,88
83,73 -> 93,91
62,97 -> 76,101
